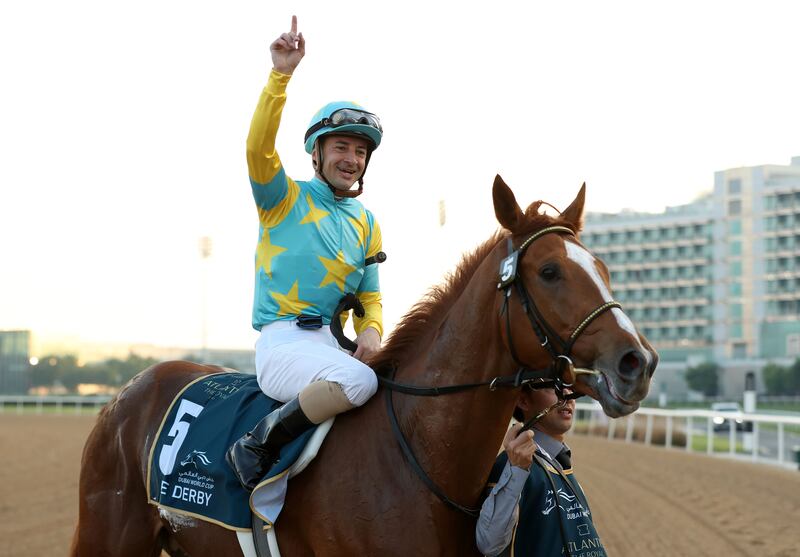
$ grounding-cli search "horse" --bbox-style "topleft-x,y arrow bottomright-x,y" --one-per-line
71,176 -> 657,557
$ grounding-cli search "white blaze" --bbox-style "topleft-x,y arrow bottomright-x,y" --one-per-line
564,241 -> 642,343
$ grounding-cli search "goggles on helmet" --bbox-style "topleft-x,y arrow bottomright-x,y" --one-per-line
304,108 -> 383,144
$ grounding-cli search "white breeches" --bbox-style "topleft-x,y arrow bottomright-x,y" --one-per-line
255,321 -> 378,407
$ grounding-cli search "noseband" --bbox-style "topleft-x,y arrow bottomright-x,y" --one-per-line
360,226 -> 620,517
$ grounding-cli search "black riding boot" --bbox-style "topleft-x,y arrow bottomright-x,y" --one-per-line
225,397 -> 314,491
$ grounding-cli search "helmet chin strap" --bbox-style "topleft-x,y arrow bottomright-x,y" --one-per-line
314,139 -> 372,199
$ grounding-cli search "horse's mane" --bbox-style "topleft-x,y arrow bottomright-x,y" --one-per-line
371,204 -> 579,371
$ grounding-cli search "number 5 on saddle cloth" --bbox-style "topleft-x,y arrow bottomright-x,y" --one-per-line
147,372 -> 331,530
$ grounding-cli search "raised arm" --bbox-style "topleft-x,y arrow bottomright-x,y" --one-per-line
247,16 -> 306,210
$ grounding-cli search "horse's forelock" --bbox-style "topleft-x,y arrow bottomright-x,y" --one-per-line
515,210 -> 579,239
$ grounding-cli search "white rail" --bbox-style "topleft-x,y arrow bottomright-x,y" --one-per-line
0,395 -> 113,415
574,402 -> 800,470
3,396 -> 799,470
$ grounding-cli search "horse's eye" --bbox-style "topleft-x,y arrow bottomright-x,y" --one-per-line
539,264 -> 560,282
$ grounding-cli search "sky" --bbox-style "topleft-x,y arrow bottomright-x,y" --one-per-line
1,1 -> 799,357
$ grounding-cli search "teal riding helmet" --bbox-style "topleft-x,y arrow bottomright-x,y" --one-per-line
303,101 -> 383,154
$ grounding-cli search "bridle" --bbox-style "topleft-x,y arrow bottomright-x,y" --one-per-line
332,226 -> 621,518
497,226 -> 620,399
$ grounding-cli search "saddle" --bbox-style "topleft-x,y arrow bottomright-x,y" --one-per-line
146,372 -> 333,555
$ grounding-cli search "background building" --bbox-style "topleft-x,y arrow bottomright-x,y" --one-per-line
583,156 -> 800,400
0,330 -> 31,394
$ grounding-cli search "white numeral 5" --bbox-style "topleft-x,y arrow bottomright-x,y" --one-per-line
158,399 -> 204,475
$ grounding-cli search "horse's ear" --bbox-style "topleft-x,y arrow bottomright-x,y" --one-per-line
493,175 -> 525,233
561,182 -> 586,232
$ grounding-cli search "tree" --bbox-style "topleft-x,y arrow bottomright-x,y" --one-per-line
93,353 -> 158,387
30,354 -> 82,389
762,362 -> 788,395
685,362 -> 718,397
27,352 -> 159,392
789,359 -> 800,395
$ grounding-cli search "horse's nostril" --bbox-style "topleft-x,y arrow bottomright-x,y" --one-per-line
619,351 -> 643,376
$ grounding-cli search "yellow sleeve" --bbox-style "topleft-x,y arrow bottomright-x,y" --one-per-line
354,291 -> 383,338
246,70 -> 292,186
337,291 -> 383,339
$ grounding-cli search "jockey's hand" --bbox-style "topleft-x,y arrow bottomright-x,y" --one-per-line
353,326 -> 381,363
271,15 -> 305,75
504,423 -> 536,471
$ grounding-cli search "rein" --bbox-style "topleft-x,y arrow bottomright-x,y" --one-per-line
334,226 -> 621,518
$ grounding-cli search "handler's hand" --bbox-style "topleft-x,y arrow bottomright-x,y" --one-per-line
353,327 -> 381,363
504,423 -> 536,470
271,15 -> 305,75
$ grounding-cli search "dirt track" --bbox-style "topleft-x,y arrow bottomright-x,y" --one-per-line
1,415 -> 799,556
571,435 -> 800,556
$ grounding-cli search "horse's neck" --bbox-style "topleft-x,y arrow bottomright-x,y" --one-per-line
393,266 -> 520,499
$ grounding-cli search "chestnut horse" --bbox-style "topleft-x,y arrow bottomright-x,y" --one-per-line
71,176 -> 657,556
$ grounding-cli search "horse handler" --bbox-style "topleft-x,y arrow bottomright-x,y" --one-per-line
476,386 -> 608,556
227,15 -> 385,491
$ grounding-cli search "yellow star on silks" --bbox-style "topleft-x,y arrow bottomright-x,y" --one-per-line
255,228 -> 287,277
318,251 -> 357,292
270,281 -> 313,316
299,194 -> 330,228
347,209 -> 369,249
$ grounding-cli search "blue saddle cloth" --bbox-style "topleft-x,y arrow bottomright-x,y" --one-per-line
146,371 -> 317,530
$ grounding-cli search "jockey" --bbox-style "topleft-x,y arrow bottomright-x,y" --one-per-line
226,16 -> 384,491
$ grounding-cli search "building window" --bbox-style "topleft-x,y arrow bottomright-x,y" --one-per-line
729,240 -> 742,256
694,264 -> 708,278
728,179 -> 742,194
728,219 -> 742,235
788,334 -> 800,357
766,258 -> 777,273
693,285 -> 706,297
694,305 -> 707,317
732,342 -> 747,359
728,200 -> 742,215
